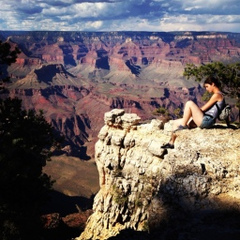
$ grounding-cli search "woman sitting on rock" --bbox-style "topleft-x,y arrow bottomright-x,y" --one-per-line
161,76 -> 225,149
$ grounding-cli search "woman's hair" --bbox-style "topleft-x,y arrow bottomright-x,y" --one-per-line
204,76 -> 222,89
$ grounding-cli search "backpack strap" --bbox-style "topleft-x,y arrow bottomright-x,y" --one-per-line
215,101 -> 223,117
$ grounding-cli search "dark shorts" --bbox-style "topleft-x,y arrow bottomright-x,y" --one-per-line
200,115 -> 215,129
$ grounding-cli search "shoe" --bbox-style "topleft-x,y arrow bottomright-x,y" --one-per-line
174,125 -> 188,132
161,143 -> 174,149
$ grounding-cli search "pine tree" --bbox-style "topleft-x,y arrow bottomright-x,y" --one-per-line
0,40 -> 56,240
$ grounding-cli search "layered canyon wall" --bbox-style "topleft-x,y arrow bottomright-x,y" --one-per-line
1,31 -> 240,158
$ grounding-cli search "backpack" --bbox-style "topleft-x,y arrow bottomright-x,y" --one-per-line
216,103 -> 231,127
218,104 -> 231,121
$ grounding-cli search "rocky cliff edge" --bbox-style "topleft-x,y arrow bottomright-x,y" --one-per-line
77,109 -> 240,240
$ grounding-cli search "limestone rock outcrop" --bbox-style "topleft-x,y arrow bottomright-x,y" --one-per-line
77,109 -> 240,240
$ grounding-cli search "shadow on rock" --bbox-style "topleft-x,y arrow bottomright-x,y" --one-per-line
107,167 -> 240,240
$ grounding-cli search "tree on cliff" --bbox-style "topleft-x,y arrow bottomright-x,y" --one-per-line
0,98 -> 56,240
0,40 -> 20,87
184,62 -> 240,121
0,40 -> 56,239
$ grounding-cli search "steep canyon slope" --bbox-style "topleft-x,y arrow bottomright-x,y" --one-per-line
1,31 -> 240,159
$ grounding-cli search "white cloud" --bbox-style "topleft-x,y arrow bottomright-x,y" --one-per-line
180,0 -> 240,14
73,2 -> 108,18
85,20 -> 103,29
158,13 -> 240,32
42,6 -> 69,17
0,0 -> 239,32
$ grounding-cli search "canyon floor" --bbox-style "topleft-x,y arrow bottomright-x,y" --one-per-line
43,155 -> 99,215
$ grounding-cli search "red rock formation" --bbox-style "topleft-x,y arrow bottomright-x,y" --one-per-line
80,51 -> 97,66
42,44 -> 64,63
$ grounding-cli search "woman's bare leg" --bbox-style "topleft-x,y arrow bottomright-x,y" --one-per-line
162,101 -> 204,148
169,132 -> 177,145
171,101 -> 203,131
182,100 -> 204,127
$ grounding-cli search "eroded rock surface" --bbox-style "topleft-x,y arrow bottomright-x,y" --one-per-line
77,109 -> 240,240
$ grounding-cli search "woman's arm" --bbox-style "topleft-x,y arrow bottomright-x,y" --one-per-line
200,93 -> 222,112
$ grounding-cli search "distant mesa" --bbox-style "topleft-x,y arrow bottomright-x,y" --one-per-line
11,64 -> 79,89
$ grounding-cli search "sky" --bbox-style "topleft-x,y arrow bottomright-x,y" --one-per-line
0,0 -> 240,33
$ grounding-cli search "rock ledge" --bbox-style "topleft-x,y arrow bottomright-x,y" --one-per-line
77,110 -> 240,240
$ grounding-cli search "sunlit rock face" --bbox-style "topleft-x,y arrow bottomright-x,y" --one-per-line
77,109 -> 240,240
